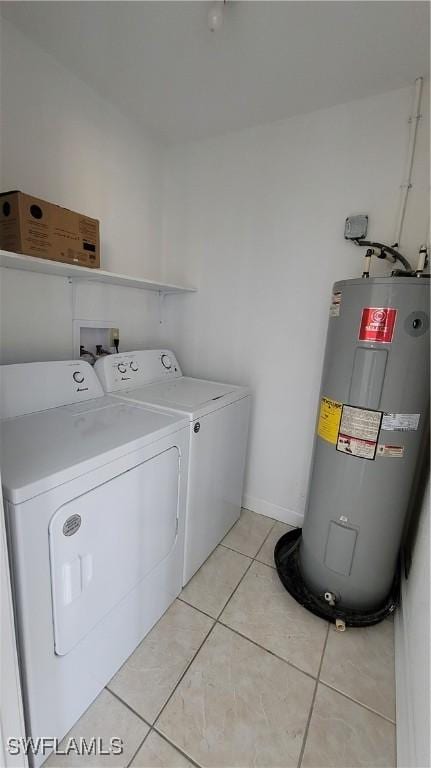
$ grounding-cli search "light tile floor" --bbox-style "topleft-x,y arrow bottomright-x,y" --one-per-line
47,510 -> 396,768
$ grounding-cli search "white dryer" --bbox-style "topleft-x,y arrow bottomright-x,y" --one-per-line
0,360 -> 189,767
95,350 -> 250,584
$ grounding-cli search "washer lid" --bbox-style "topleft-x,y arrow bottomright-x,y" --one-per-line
119,377 -> 249,417
0,396 -> 187,504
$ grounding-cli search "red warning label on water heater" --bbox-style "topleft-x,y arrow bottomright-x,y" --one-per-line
358,307 -> 397,343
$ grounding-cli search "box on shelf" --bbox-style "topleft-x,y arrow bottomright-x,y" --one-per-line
0,191 -> 100,268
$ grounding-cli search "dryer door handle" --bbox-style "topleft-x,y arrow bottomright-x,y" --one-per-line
62,554 -> 93,605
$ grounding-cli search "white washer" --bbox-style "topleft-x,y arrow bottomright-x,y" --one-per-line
95,350 -> 250,584
0,360 -> 189,767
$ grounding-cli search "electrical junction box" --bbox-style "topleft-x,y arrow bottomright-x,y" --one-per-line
344,215 -> 368,240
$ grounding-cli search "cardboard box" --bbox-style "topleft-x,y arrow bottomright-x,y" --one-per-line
0,191 -> 100,268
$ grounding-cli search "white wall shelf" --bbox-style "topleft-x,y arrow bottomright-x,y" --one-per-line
0,250 -> 196,295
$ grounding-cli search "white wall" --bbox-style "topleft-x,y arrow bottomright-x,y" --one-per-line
1,22 -> 429,525
160,86 -> 430,524
0,20 -> 165,363
395,476 -> 430,768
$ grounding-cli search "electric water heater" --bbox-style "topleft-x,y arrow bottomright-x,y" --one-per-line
276,275 -> 429,623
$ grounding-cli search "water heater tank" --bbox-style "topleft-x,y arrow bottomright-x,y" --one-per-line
277,276 -> 429,621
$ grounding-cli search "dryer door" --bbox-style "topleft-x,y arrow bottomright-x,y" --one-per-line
49,447 -> 180,656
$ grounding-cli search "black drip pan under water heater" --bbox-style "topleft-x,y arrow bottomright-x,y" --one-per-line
274,529 -> 400,628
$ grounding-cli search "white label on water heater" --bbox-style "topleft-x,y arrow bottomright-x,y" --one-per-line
339,405 -> 382,442
336,405 -> 382,460
337,435 -> 377,459
377,444 -> 405,458
381,413 -> 420,432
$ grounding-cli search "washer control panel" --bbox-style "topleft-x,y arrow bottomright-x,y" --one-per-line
0,360 -> 104,419
94,350 -> 182,393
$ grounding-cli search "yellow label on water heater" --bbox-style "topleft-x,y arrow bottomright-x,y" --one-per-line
317,396 -> 343,445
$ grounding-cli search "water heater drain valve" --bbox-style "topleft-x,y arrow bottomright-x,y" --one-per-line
324,591 -> 337,607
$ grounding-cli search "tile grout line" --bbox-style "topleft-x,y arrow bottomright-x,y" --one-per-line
254,519 -> 277,549
219,541 -> 266,559
177,595 -> 215,620
106,523 -> 274,763
168,598 -> 397,729
217,619 -> 396,725
147,525 -> 277,765
116,518 -> 375,768
219,541 -> 250,556
107,641 -> 208,767
152,525 -> 323,768
215,551 -> 258,620
152,727 -> 203,768
178,594 -> 320,685
105,686 -> 152,728
149,520 -> 272,768
217,519 -> 278,616
246,523 -> 396,726
254,555 -> 276,569
180,517 -> 276,621
177,521 -> 323,681
125,724 -> 152,768
220,514 -> 277,561
106,597 -> 218,730
216,620 -> 318,683
297,622 -> 330,768
152,619 -> 217,729
109,616 -> 217,736
318,679 -> 397,725
249,523 -> 397,726
180,521 -> 277,623
251,521 -> 298,567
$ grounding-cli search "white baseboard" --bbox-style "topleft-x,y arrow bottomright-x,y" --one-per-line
242,494 -> 303,528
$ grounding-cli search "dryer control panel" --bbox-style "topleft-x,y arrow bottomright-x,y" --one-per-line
0,360 -> 104,419
95,350 -> 182,392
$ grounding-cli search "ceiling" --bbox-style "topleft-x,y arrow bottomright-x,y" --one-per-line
2,1 -> 429,143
